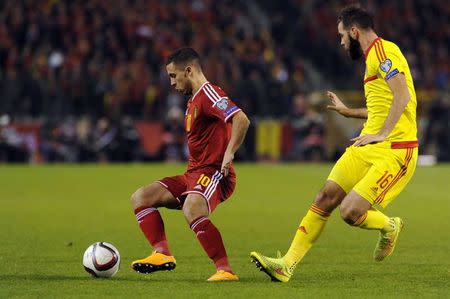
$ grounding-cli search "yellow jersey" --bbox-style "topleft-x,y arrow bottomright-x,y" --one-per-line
362,37 -> 417,143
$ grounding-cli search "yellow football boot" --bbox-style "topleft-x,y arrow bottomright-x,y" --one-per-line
374,217 -> 404,262
131,251 -> 176,274
250,251 -> 293,283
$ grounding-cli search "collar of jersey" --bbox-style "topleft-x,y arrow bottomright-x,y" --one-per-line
190,81 -> 210,102
364,37 -> 381,60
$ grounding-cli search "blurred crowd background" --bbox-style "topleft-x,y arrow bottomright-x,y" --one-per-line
0,0 -> 449,163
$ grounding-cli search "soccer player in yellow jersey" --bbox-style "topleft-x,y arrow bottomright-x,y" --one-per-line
251,5 -> 418,282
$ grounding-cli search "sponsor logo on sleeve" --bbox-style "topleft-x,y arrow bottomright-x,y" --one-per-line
224,106 -> 239,117
385,68 -> 399,80
379,59 -> 392,73
214,97 -> 229,110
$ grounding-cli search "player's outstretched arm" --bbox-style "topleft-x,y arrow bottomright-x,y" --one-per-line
326,91 -> 368,119
221,111 -> 250,176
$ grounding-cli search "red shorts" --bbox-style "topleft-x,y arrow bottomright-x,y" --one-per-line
156,167 -> 236,214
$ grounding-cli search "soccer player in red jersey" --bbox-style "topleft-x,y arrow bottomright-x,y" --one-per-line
130,48 -> 250,281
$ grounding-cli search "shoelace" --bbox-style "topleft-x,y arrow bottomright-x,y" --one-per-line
379,232 -> 394,248
276,250 -> 282,259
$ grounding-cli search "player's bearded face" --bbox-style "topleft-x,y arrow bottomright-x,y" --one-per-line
348,34 -> 363,60
175,68 -> 193,96
167,62 -> 193,96
181,73 -> 193,96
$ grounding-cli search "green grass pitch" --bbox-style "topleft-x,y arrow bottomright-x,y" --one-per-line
0,164 -> 449,298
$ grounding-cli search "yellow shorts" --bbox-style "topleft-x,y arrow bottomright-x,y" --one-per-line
328,141 -> 418,207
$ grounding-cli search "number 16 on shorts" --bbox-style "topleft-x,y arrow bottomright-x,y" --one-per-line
376,170 -> 393,189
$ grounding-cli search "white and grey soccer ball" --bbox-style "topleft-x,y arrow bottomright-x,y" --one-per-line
83,242 -> 120,278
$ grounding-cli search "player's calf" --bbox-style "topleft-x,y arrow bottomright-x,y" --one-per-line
132,182 -> 178,258
184,195 -> 235,276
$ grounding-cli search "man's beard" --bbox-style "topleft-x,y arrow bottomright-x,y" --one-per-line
348,35 -> 363,60
181,81 -> 193,96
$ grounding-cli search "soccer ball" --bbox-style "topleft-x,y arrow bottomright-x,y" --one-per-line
83,242 -> 120,278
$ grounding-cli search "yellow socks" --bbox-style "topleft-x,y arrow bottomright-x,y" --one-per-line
354,208 -> 394,232
283,206 -> 394,269
283,204 -> 330,268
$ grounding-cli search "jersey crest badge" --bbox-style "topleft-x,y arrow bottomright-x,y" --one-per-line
194,106 -> 198,119
215,97 -> 229,110
379,59 -> 392,73
186,114 -> 192,132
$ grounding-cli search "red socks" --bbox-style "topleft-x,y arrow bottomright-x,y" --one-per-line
134,207 -> 171,255
135,208 -> 232,272
190,216 -> 232,272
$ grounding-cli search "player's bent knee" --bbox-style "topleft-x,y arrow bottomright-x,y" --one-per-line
130,185 -> 159,209
183,196 -> 208,223
314,188 -> 342,213
130,187 -> 145,207
183,205 -> 208,223
340,206 -> 361,225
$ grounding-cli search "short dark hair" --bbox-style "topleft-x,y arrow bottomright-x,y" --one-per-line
166,47 -> 201,68
338,5 -> 374,30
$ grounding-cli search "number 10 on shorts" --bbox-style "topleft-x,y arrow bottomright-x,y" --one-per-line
197,174 -> 211,187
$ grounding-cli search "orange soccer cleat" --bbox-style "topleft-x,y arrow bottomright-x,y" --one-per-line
207,270 -> 239,282
131,251 -> 176,274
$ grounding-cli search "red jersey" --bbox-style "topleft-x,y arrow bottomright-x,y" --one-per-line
184,82 -> 241,172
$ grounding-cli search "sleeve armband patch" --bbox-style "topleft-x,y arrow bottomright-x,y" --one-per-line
385,68 -> 399,80
224,106 -> 239,117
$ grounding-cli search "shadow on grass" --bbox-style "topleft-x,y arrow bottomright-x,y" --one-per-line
0,274 -> 199,283
0,274 -> 160,282
0,274 -> 297,286
0,274 -> 258,285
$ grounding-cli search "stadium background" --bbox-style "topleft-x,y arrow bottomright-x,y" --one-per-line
1,1 -> 449,298
1,0 -> 448,163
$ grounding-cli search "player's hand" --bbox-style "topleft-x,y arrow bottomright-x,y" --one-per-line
351,133 -> 386,146
221,151 -> 234,177
326,91 -> 348,115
